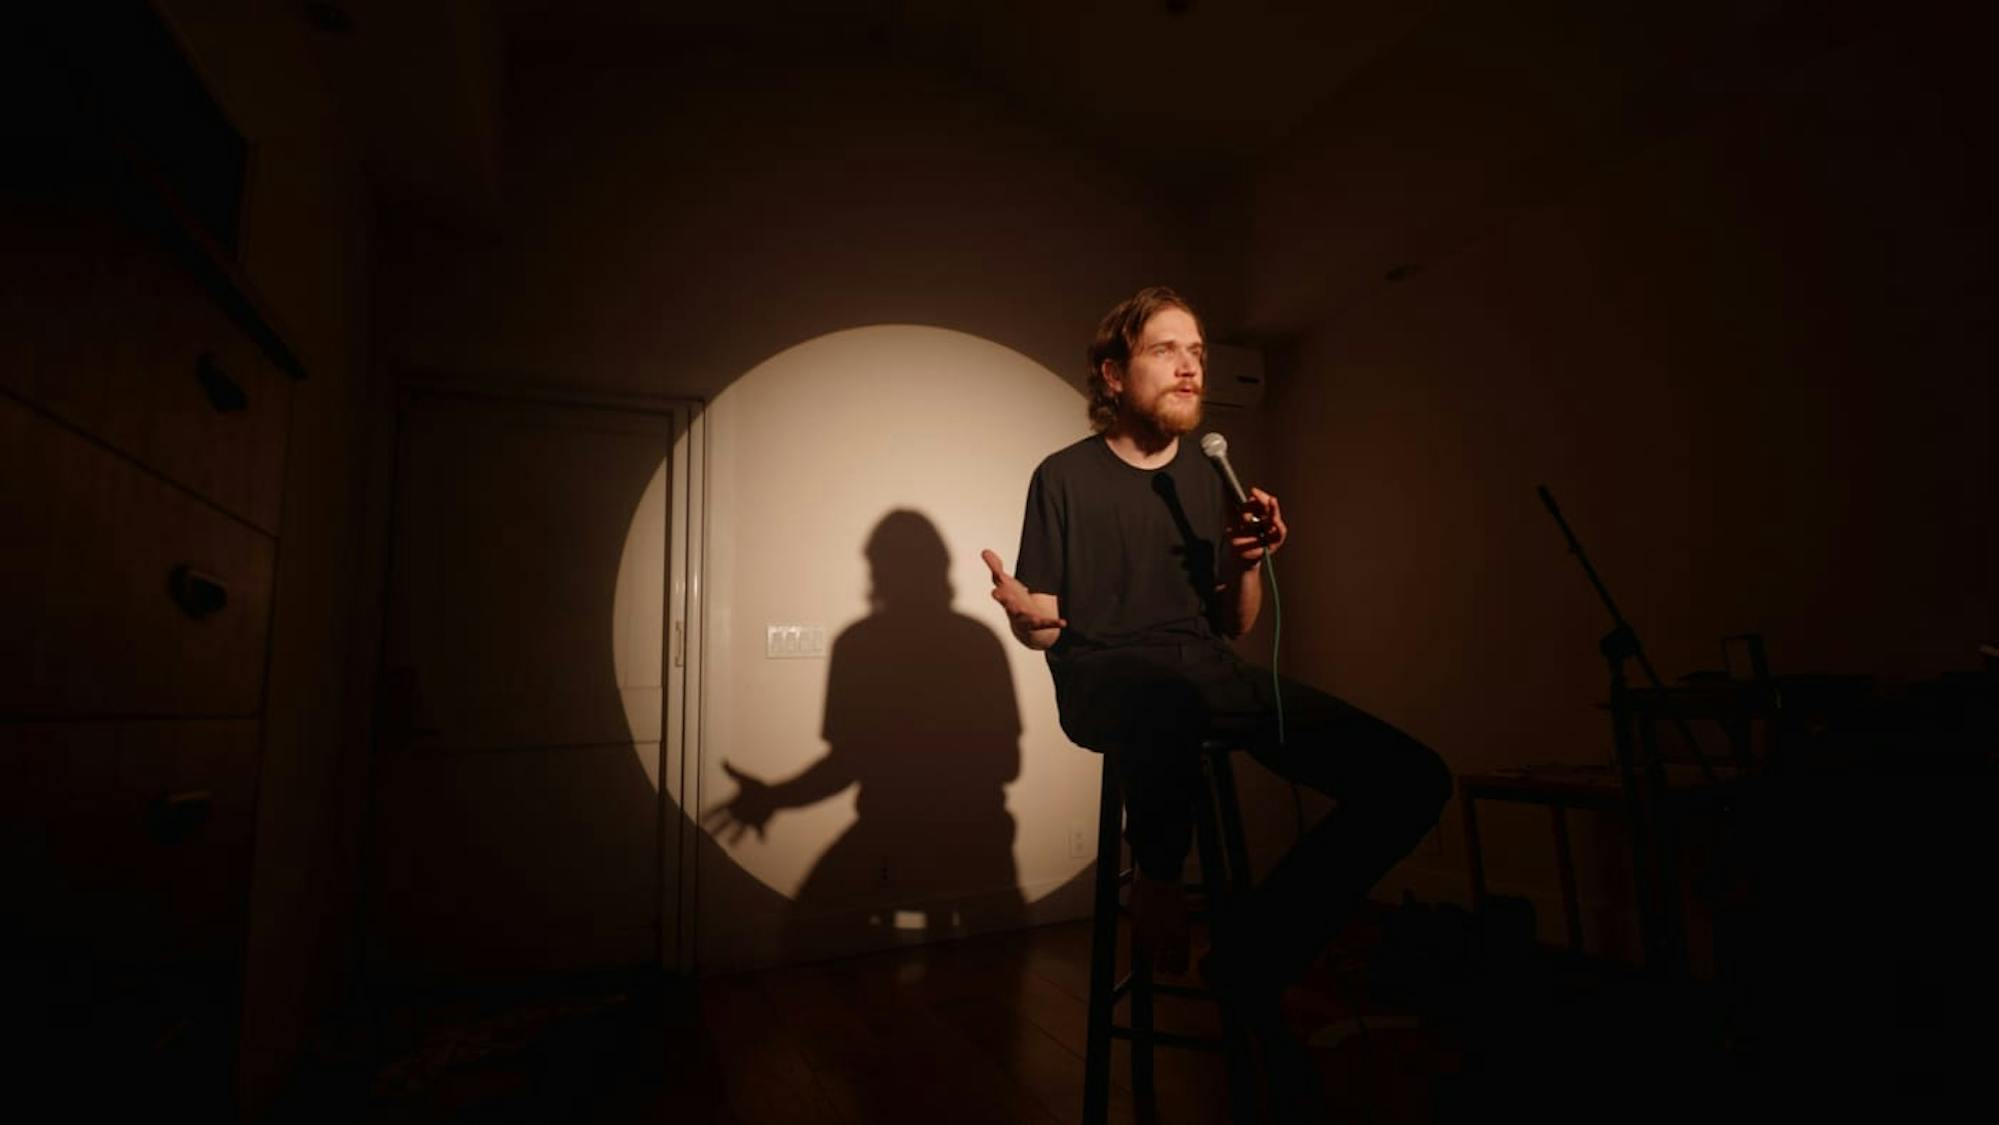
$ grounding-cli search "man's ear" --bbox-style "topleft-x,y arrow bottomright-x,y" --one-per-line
1099,359 -> 1124,396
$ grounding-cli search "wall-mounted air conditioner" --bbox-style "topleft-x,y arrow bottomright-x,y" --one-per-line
1204,343 -> 1266,410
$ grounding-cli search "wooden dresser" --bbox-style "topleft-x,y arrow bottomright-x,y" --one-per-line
2,6 -> 303,1115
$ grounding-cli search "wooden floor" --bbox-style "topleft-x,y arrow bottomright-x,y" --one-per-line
682,919 -> 1236,1125
275,900 -> 1935,1124
279,911 -> 1458,1124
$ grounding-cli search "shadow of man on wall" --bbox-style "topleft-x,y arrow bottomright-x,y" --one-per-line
705,509 -> 1026,959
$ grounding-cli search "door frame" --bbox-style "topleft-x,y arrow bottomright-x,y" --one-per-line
373,377 -> 706,976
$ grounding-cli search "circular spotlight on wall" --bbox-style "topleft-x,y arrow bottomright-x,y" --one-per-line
612,325 -> 1100,967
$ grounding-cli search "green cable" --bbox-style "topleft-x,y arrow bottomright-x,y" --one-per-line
1265,551 -> 1284,746
1265,549 -> 1305,839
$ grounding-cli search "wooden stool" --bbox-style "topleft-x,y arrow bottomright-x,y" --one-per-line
1083,739 -> 1256,1124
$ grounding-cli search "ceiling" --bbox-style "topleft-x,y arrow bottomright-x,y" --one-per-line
494,0 -> 1438,167
302,0 -> 1441,228
297,0 -> 1837,340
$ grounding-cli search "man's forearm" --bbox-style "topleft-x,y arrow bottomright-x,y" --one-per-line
1012,622 -> 1062,650
1219,562 -> 1262,638
1005,589 -> 1064,650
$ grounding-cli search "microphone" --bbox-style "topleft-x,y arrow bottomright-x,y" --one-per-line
1199,432 -> 1250,506
1200,432 -> 1267,538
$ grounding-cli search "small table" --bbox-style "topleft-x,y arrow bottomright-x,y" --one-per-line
1459,761 -> 1740,958
1463,675 -> 1872,966
1459,764 -> 1625,955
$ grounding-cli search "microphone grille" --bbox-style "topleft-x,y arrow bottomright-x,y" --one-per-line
1198,432 -> 1228,459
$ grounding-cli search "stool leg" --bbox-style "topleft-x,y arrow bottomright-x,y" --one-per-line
1206,750 -> 1254,896
1131,946 -> 1157,1121
1123,751 -> 1159,1121
1462,789 -> 1488,912
1084,756 -> 1123,1125
1193,755 -> 1259,1124
1551,802 -> 1584,954
1193,755 -> 1231,918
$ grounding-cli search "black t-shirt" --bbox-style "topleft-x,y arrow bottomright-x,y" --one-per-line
1013,435 -> 1230,661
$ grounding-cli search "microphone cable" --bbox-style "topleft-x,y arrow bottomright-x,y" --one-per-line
1261,543 -> 1307,841
1264,550 -> 1285,746
1201,431 -> 1304,836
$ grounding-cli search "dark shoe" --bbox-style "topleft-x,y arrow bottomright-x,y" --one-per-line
1202,943 -> 1330,1124
1260,1020 -> 1332,1125
1198,926 -> 1269,1001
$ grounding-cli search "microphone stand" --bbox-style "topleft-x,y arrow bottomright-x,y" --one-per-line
1537,485 -> 1726,980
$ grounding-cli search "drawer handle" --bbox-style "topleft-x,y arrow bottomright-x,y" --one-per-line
195,353 -> 250,413
147,790 -> 213,844
168,565 -> 230,619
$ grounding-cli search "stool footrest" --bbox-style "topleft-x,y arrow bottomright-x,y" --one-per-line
1149,983 -> 1217,1001
1110,1026 -> 1225,1053
1112,974 -> 1221,1004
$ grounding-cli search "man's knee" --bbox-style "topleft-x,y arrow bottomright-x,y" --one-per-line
1369,736 -> 1451,831
1409,742 -> 1452,823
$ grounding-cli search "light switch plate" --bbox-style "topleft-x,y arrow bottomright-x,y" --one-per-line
765,623 -> 827,659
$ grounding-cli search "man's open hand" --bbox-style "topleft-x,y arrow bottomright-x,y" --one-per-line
981,549 -> 1065,636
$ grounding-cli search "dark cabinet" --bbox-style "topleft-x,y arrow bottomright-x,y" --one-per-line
3,4 -> 303,1116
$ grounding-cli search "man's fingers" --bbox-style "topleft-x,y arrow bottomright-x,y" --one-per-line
1004,605 -> 1061,628
1230,489 -> 1284,551
1230,532 -> 1271,557
980,549 -> 1008,584
1250,488 -> 1285,536
982,559 -> 1060,634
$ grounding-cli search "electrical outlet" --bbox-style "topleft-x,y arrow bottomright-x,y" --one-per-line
1069,822 -> 1091,858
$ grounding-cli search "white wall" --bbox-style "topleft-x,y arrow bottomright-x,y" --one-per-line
372,48 -> 1224,970
695,326 -> 1098,968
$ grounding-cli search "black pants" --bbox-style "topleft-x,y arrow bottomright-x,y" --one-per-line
1055,641 -> 1451,989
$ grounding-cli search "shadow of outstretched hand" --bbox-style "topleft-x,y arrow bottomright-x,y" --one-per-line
702,760 -> 778,845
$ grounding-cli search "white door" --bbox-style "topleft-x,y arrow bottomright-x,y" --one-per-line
372,385 -> 698,977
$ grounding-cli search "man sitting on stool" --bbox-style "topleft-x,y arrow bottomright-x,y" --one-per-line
982,286 -> 1450,1121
